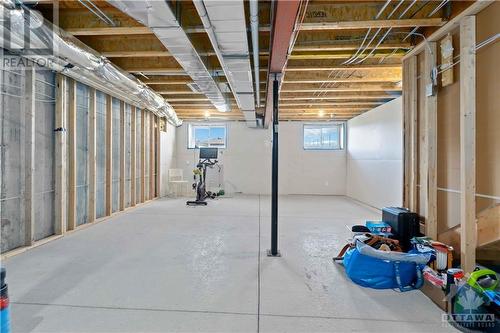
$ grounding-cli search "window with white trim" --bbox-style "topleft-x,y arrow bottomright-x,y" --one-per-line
188,123 -> 227,149
303,123 -> 345,150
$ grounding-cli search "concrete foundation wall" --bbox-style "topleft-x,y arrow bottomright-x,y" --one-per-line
96,92 -> 106,219
33,70 -> 56,240
124,104 -> 131,208
76,83 -> 89,226
1,59 -> 57,251
1,55 -> 163,254
1,67 -> 25,252
112,98 -> 120,213
135,110 -> 142,201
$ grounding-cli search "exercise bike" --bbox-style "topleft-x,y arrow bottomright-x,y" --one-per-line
186,148 -> 219,206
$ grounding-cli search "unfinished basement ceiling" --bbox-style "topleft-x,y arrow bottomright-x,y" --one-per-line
26,0 -> 475,122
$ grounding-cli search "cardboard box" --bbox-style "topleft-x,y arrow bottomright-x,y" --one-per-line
421,279 -> 448,312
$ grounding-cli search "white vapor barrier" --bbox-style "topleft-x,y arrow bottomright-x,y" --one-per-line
112,98 -> 120,213
1,58 -> 56,250
144,113 -> 150,199
1,66 -> 24,251
96,91 -> 106,218
75,82 -> 89,225
34,69 -> 56,240
135,109 -> 142,201
125,104 -> 131,208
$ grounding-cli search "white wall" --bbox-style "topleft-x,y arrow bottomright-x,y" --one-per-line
160,122 -> 177,197
175,121 -> 346,195
279,122 -> 346,195
346,97 -> 403,209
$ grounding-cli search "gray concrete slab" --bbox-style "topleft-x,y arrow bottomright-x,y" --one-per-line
4,195 -> 457,332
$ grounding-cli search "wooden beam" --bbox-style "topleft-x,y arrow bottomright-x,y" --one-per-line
130,106 -> 137,206
460,16 -> 476,273
403,59 -> 410,208
102,50 -> 269,58
102,51 -> 171,58
67,79 -> 77,231
54,74 -> 67,235
142,80 -> 191,85
156,91 -> 203,95
281,86 -> 401,93
105,95 -> 113,216
66,25 -> 271,36
299,18 -> 446,31
128,68 -> 268,75
280,95 -> 397,101
439,204 -> 500,256
88,88 -> 97,223
149,113 -> 155,199
286,64 -> 401,72
284,78 -> 400,84
289,52 -> 405,60
274,107 -> 368,112
293,43 -> 412,52
280,101 -> 383,107
424,42 -> 437,240
119,101 -> 125,211
408,57 -> 418,212
129,69 -> 186,75
23,67 -> 35,246
164,97 -> 209,102
66,26 -> 151,36
141,109 -> 146,203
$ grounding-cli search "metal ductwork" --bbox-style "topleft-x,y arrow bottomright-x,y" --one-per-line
193,0 -> 257,127
250,0 -> 260,108
108,0 -> 231,113
0,0 -> 181,125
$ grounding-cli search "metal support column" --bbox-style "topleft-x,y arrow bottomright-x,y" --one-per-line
268,74 -> 281,257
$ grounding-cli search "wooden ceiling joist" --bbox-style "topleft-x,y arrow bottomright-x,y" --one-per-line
299,18 -> 446,31
293,43 -> 412,52
289,52 -> 406,60
281,86 -> 401,93
280,95 -> 397,101
66,27 -> 152,36
283,78 -> 400,84
286,64 -> 401,72
280,101 -> 383,107
101,51 -> 171,58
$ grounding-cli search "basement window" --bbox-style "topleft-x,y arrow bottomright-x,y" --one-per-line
303,123 -> 344,150
188,123 -> 227,149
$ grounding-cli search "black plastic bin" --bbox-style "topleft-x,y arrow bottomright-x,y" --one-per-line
382,207 -> 420,251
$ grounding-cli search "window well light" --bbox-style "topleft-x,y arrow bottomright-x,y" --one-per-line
318,110 -> 325,117
204,111 -> 210,119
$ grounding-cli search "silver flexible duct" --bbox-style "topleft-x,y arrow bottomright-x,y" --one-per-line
250,0 -> 260,108
0,1 -> 181,125
108,0 -> 230,113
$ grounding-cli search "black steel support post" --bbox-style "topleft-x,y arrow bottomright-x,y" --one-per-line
268,75 -> 281,257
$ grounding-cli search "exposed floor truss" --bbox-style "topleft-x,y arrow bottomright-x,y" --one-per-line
22,0 -> 474,122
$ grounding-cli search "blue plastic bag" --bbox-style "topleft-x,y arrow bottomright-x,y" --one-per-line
343,241 -> 431,292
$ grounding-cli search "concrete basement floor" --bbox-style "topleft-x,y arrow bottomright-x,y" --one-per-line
4,195 -> 457,333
